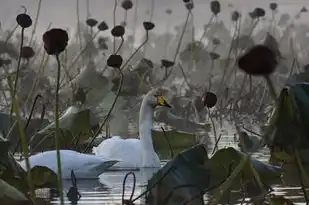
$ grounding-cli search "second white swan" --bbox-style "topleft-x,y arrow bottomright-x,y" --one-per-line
92,89 -> 171,168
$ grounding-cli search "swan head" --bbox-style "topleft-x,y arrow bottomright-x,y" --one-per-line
144,89 -> 172,108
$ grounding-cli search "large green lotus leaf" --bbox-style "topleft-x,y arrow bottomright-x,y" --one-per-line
0,137 -> 24,176
145,144 -> 210,205
30,166 -> 58,189
206,148 -> 282,203
37,105 -> 93,137
152,129 -> 197,157
146,146 -> 281,205
263,88 -> 300,149
0,113 -> 50,150
263,83 -> 309,151
0,179 -> 28,202
290,83 -> 309,144
30,105 -> 98,151
206,148 -> 281,186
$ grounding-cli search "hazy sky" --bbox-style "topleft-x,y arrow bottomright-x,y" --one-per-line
1,0 -> 309,40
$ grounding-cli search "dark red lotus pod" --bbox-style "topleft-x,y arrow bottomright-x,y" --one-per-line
86,18 -> 98,27
209,52 -> 220,60
301,6 -> 308,13
254,7 -> 265,17
42,28 -> 69,55
97,21 -> 109,31
16,13 -> 32,28
185,2 -> 194,10
121,0 -> 133,10
210,1 -> 221,15
249,11 -> 257,19
143,22 -> 155,31
238,45 -> 277,76
166,9 -> 172,15
107,54 -> 123,68
161,59 -> 174,68
203,92 -> 217,108
231,11 -> 240,22
21,46 -> 35,59
111,25 -> 125,37
269,3 -> 278,11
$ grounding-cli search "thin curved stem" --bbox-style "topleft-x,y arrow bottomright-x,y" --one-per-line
113,0 -> 117,53
173,11 -> 191,62
199,14 -> 215,42
55,54 -> 64,205
67,30 -> 100,71
132,0 -> 139,45
264,75 -> 277,102
76,0 -> 82,50
84,66 -> 124,152
6,75 -> 35,204
13,94 -> 43,154
11,27 -> 25,124
115,36 -> 124,54
149,0 -> 155,22
161,127 -> 174,158
121,32 -> 149,70
29,0 -> 42,47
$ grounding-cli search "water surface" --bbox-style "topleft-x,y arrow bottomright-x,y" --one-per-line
50,136 -> 306,204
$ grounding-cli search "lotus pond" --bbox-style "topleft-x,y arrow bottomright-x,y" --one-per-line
2,0 -> 309,204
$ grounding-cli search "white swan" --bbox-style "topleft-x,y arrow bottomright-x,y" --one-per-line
92,89 -> 171,168
19,150 -> 118,179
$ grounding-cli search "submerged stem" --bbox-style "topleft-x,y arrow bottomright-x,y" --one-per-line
55,54 -> 64,205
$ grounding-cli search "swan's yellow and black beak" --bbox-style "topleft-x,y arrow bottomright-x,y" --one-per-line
157,95 -> 172,108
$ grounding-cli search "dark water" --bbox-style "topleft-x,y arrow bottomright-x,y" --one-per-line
49,135 -> 306,204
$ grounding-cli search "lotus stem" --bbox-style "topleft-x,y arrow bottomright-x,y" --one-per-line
113,0 -> 117,53
55,54 -> 64,205
115,36 -> 124,54
295,149 -> 309,204
199,14 -> 215,42
211,134 -> 222,155
264,75 -> 277,102
84,66 -> 123,152
76,0 -> 82,50
13,94 -> 43,154
208,108 -> 218,152
161,127 -> 174,158
132,0 -> 139,46
11,27 -> 25,125
29,0 -> 42,47
122,32 -> 149,70
173,10 -> 191,63
7,74 -> 36,204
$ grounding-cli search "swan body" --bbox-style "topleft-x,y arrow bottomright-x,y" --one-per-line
19,150 -> 118,179
93,89 -> 171,168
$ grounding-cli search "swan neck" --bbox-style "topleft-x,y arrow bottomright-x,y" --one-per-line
139,102 -> 154,151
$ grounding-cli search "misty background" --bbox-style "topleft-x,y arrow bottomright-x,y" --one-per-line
1,0 -> 309,42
